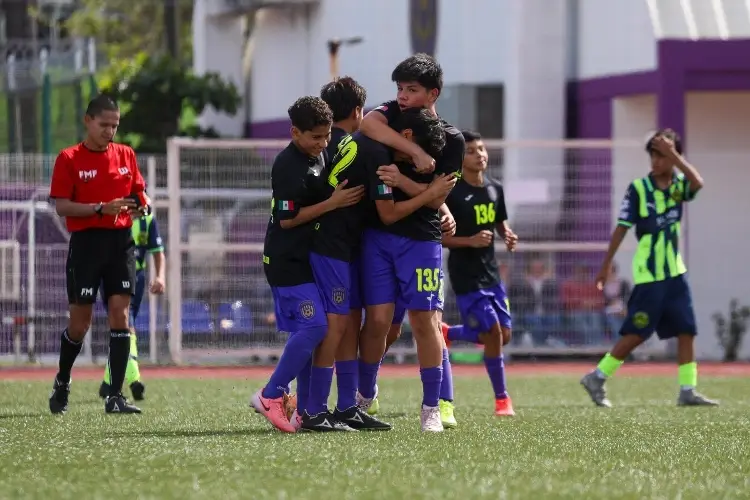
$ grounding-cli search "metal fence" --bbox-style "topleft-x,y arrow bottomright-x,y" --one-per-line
1,139 -> 673,366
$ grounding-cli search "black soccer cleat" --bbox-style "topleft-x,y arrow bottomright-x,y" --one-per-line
300,411 -> 357,432
49,377 -> 71,414
105,393 -> 142,414
334,406 -> 392,431
130,381 -> 145,401
99,382 -> 110,399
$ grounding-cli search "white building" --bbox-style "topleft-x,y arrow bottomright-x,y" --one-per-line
193,0 -> 750,360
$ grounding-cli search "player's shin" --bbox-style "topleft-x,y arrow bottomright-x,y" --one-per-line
307,313 -> 349,415
358,305 -> 393,399
410,310 -> 444,408
334,312 -> 361,410
264,325 -> 328,400
480,324 -> 508,399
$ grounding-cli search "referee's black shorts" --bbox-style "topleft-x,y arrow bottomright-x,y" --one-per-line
66,228 -> 136,305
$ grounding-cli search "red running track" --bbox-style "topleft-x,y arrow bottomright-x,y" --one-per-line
1,362 -> 748,381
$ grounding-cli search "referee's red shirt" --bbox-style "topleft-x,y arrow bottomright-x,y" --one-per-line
49,142 -> 146,232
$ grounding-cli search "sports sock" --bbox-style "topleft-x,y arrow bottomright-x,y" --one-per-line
296,358 -> 312,415
678,361 -> 697,390
335,360 -> 358,410
447,325 -> 480,343
484,355 -> 508,399
358,359 -> 380,399
57,329 -> 82,384
595,352 -> 624,379
439,348 -> 454,402
108,329 -> 131,397
125,332 -> 141,385
306,366 -> 335,415
420,366 -> 443,408
262,325 -> 326,400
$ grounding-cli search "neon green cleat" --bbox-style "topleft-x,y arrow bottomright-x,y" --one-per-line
367,397 -> 380,416
439,399 -> 457,428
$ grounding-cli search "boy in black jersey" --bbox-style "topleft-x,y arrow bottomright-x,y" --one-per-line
304,108 -> 454,432
251,96 -> 364,433
442,131 -> 518,417
357,53 -> 463,430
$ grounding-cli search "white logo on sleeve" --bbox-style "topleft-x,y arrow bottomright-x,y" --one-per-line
80,288 -> 93,297
122,281 -> 131,288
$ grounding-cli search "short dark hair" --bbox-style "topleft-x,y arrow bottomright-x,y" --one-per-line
287,96 -> 333,132
392,108 -> 446,159
86,94 -> 119,117
320,76 -> 367,122
461,130 -> 482,143
391,53 -> 443,93
646,128 -> 683,155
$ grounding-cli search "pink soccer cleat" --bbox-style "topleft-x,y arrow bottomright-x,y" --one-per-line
494,396 -> 516,417
251,389 -> 297,433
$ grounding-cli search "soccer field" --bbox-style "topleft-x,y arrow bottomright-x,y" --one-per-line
1,364 -> 749,500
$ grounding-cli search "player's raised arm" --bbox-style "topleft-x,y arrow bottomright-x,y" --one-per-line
361,103 -> 435,172
648,130 -> 704,198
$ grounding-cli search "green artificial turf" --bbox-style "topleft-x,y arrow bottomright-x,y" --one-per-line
1,374 -> 748,500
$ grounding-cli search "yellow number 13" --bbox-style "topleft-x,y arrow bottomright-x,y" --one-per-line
416,267 -> 441,292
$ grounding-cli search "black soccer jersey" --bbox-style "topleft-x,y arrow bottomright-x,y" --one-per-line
263,142 -> 328,286
312,132 -> 393,262
445,177 -> 509,295
371,100 -> 465,242
326,126 -> 348,165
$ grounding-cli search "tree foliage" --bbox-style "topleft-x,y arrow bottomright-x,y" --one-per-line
98,53 -> 241,153
61,0 -> 194,62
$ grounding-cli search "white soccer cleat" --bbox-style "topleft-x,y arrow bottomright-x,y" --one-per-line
420,405 -> 444,432
356,384 -> 379,414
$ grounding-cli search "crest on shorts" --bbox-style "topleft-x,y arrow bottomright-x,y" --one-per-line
332,287 -> 347,305
633,311 -> 649,329
409,0 -> 439,56
299,300 -> 316,319
467,314 -> 479,328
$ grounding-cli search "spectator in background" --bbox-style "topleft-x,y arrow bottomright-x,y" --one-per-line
562,264 -> 605,345
601,262 -> 630,339
509,257 -> 561,346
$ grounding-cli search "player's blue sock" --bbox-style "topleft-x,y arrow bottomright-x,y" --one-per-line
484,355 -> 508,399
439,349 -> 454,402
358,359 -> 380,399
296,358 -> 312,415
262,325 -> 327,400
306,366 -> 334,416
335,360 -> 358,410
420,366 -> 443,407
448,325 -> 480,343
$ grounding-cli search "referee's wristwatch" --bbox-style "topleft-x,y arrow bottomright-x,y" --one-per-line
94,202 -> 104,216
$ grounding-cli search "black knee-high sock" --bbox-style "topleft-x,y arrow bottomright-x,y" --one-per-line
108,329 -> 131,397
57,328 -> 83,383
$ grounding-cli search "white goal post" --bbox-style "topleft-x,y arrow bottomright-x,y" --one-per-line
164,136 -> 664,366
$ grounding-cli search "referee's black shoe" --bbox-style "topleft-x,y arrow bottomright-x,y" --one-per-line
333,406 -> 392,431
105,393 -> 142,414
49,377 -> 71,414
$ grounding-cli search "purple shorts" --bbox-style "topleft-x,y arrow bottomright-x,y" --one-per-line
349,252 -> 363,310
455,282 -> 512,337
361,229 -> 444,311
310,252 -> 351,316
271,283 -> 327,333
